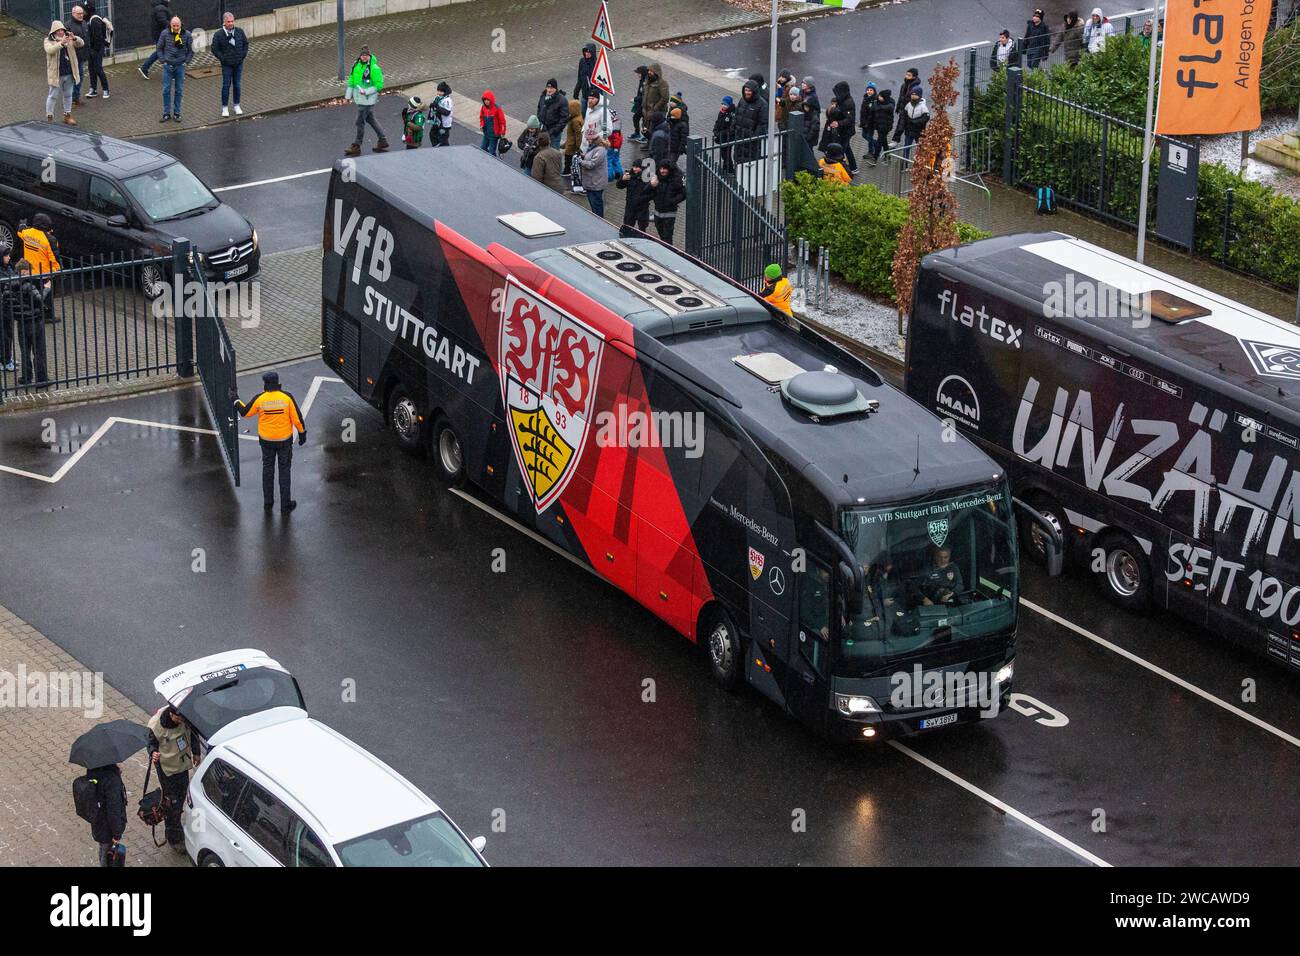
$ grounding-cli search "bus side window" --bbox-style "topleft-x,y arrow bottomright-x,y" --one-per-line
798,563 -> 832,672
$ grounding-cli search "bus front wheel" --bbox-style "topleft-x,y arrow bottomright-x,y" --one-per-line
703,607 -> 744,691
432,415 -> 465,486
1094,530 -> 1151,612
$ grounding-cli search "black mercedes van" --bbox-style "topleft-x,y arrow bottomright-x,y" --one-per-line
0,121 -> 259,296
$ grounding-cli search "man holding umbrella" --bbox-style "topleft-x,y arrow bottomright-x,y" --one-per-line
70,719 -> 148,866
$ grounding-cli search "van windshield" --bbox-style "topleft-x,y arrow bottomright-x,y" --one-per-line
838,484 -> 1018,669
123,162 -> 216,221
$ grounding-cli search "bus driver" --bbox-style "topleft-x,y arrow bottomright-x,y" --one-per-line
908,545 -> 965,607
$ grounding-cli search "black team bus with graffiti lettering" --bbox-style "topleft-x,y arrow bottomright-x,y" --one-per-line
321,147 -> 1040,741
908,232 -> 1300,674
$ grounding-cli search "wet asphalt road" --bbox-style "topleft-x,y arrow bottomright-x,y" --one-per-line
1,363 -> 1297,866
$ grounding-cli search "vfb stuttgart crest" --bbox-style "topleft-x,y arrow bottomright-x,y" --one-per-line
748,546 -> 765,581
928,518 -> 950,548
498,278 -> 606,512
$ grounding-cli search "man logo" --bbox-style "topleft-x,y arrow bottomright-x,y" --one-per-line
928,518 -> 949,548
498,278 -> 606,512
935,374 -> 980,430
1240,339 -> 1300,382
748,546 -> 765,581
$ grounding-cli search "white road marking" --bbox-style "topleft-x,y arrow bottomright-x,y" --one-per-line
448,486 -> 601,581
1021,597 -> 1300,750
212,169 -> 332,193
0,417 -> 217,484
3,376 -> 344,476
889,741 -> 1111,866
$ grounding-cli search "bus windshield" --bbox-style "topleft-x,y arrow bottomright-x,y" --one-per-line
838,484 -> 1018,669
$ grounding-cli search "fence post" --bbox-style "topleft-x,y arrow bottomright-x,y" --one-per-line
1002,67 -> 1023,183
171,238 -> 195,378
1221,188 -> 1234,264
965,47 -> 978,132
685,136 -> 704,258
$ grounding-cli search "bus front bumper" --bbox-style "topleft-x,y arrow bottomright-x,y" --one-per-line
828,682 -> 1013,742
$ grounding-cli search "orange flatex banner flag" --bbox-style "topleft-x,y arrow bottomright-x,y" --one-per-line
1155,0 -> 1273,135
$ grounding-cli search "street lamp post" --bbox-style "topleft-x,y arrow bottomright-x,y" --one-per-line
337,0 -> 345,82
1135,0 -> 1164,264
765,0 -> 779,212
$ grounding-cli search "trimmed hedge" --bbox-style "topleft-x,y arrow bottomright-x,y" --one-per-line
781,173 -> 990,297
1195,164 -> 1300,286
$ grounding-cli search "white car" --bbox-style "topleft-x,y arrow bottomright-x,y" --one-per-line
153,649 -> 488,868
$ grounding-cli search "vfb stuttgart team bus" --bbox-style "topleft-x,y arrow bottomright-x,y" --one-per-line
321,147 -> 1049,740
908,232 -> 1300,674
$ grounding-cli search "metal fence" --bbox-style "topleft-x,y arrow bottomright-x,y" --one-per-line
857,127 -> 996,232
684,132 -> 789,292
188,243 -> 240,486
0,248 -> 180,403
1005,78 -> 1192,231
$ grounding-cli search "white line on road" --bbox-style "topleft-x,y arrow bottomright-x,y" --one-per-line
1020,598 -> 1300,751
213,168 -> 332,193
889,741 -> 1111,867
0,417 -> 217,484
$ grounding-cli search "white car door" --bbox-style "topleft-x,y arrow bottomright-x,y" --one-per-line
194,756 -> 277,867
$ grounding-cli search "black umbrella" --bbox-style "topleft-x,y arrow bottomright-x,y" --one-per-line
69,719 -> 150,769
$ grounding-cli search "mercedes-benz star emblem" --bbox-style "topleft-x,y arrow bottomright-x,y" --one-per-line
768,566 -> 785,595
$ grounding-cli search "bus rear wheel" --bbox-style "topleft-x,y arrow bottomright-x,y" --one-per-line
703,606 -> 744,691
1094,530 -> 1151,612
432,415 -> 465,486
387,385 -> 425,456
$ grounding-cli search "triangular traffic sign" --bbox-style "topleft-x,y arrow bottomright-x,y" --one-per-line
589,45 -> 616,97
591,1 -> 616,50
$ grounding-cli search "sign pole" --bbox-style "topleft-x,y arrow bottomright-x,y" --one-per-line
765,0 -> 779,212
336,0 -> 345,82
1135,0 -> 1164,264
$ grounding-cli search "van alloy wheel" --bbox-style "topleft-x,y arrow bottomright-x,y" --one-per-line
139,263 -> 165,299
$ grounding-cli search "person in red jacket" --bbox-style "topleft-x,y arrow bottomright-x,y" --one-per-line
479,90 -> 506,156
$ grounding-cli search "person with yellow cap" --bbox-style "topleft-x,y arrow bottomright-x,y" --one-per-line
761,264 -> 793,316
230,370 -> 306,513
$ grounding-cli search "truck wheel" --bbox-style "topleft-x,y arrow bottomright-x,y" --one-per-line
431,415 -> 465,485
1094,530 -> 1151,612
1019,495 -> 1068,568
387,385 -> 425,456
703,606 -> 745,691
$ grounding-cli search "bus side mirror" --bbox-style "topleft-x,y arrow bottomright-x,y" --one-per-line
838,561 -> 864,615
1013,498 -> 1064,577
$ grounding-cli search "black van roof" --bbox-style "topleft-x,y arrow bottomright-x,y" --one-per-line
343,146 -> 1000,508
922,232 -> 1300,422
0,121 -> 174,176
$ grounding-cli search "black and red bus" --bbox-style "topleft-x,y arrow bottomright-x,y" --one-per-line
322,147 -> 1034,740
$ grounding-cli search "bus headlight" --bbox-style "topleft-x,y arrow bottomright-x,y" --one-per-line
835,694 -> 880,716
995,660 -> 1015,686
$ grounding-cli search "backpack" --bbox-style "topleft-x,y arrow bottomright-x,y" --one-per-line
73,773 -> 101,823
92,14 -> 114,40
1035,185 -> 1057,215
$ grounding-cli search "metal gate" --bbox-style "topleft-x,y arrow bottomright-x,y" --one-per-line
684,132 -> 789,291
187,241 -> 241,486
0,248 -> 178,403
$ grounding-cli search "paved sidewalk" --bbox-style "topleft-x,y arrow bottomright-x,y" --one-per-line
0,0 -> 816,140
0,602 -> 188,867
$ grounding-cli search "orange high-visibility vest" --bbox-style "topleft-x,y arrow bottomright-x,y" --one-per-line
18,227 -> 60,275
762,277 -> 793,316
236,389 -> 305,442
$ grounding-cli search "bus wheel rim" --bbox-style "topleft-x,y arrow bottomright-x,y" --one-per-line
439,429 -> 462,474
392,398 -> 418,442
1106,548 -> 1140,597
709,622 -> 732,671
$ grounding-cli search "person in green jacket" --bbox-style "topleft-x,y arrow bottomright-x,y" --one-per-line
344,46 -> 388,156
401,94 -> 426,148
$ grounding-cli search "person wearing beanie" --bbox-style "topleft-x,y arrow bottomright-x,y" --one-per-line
667,104 -> 689,165
617,156 -> 654,235
428,81 -> 453,146
517,114 -> 545,170
798,77 -> 821,149
867,87 -> 893,163
819,141 -> 851,184
859,81 -> 878,147
897,85 -> 929,155
1024,8 -> 1051,69
648,160 -> 686,244
761,263 -> 793,316
401,95 -> 426,149
531,131 -> 567,194
230,369 -> 307,513
537,77 -> 570,146
713,94 -> 737,174
344,47 -> 387,155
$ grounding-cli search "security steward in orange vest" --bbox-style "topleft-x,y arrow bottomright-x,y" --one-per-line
18,213 -> 61,279
761,263 -> 793,316
231,370 -> 306,513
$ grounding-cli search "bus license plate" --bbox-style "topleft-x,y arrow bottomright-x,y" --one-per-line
921,712 -> 958,730
224,264 -> 249,279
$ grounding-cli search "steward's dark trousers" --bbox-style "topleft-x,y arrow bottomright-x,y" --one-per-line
261,437 -> 293,507
158,765 -> 189,846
